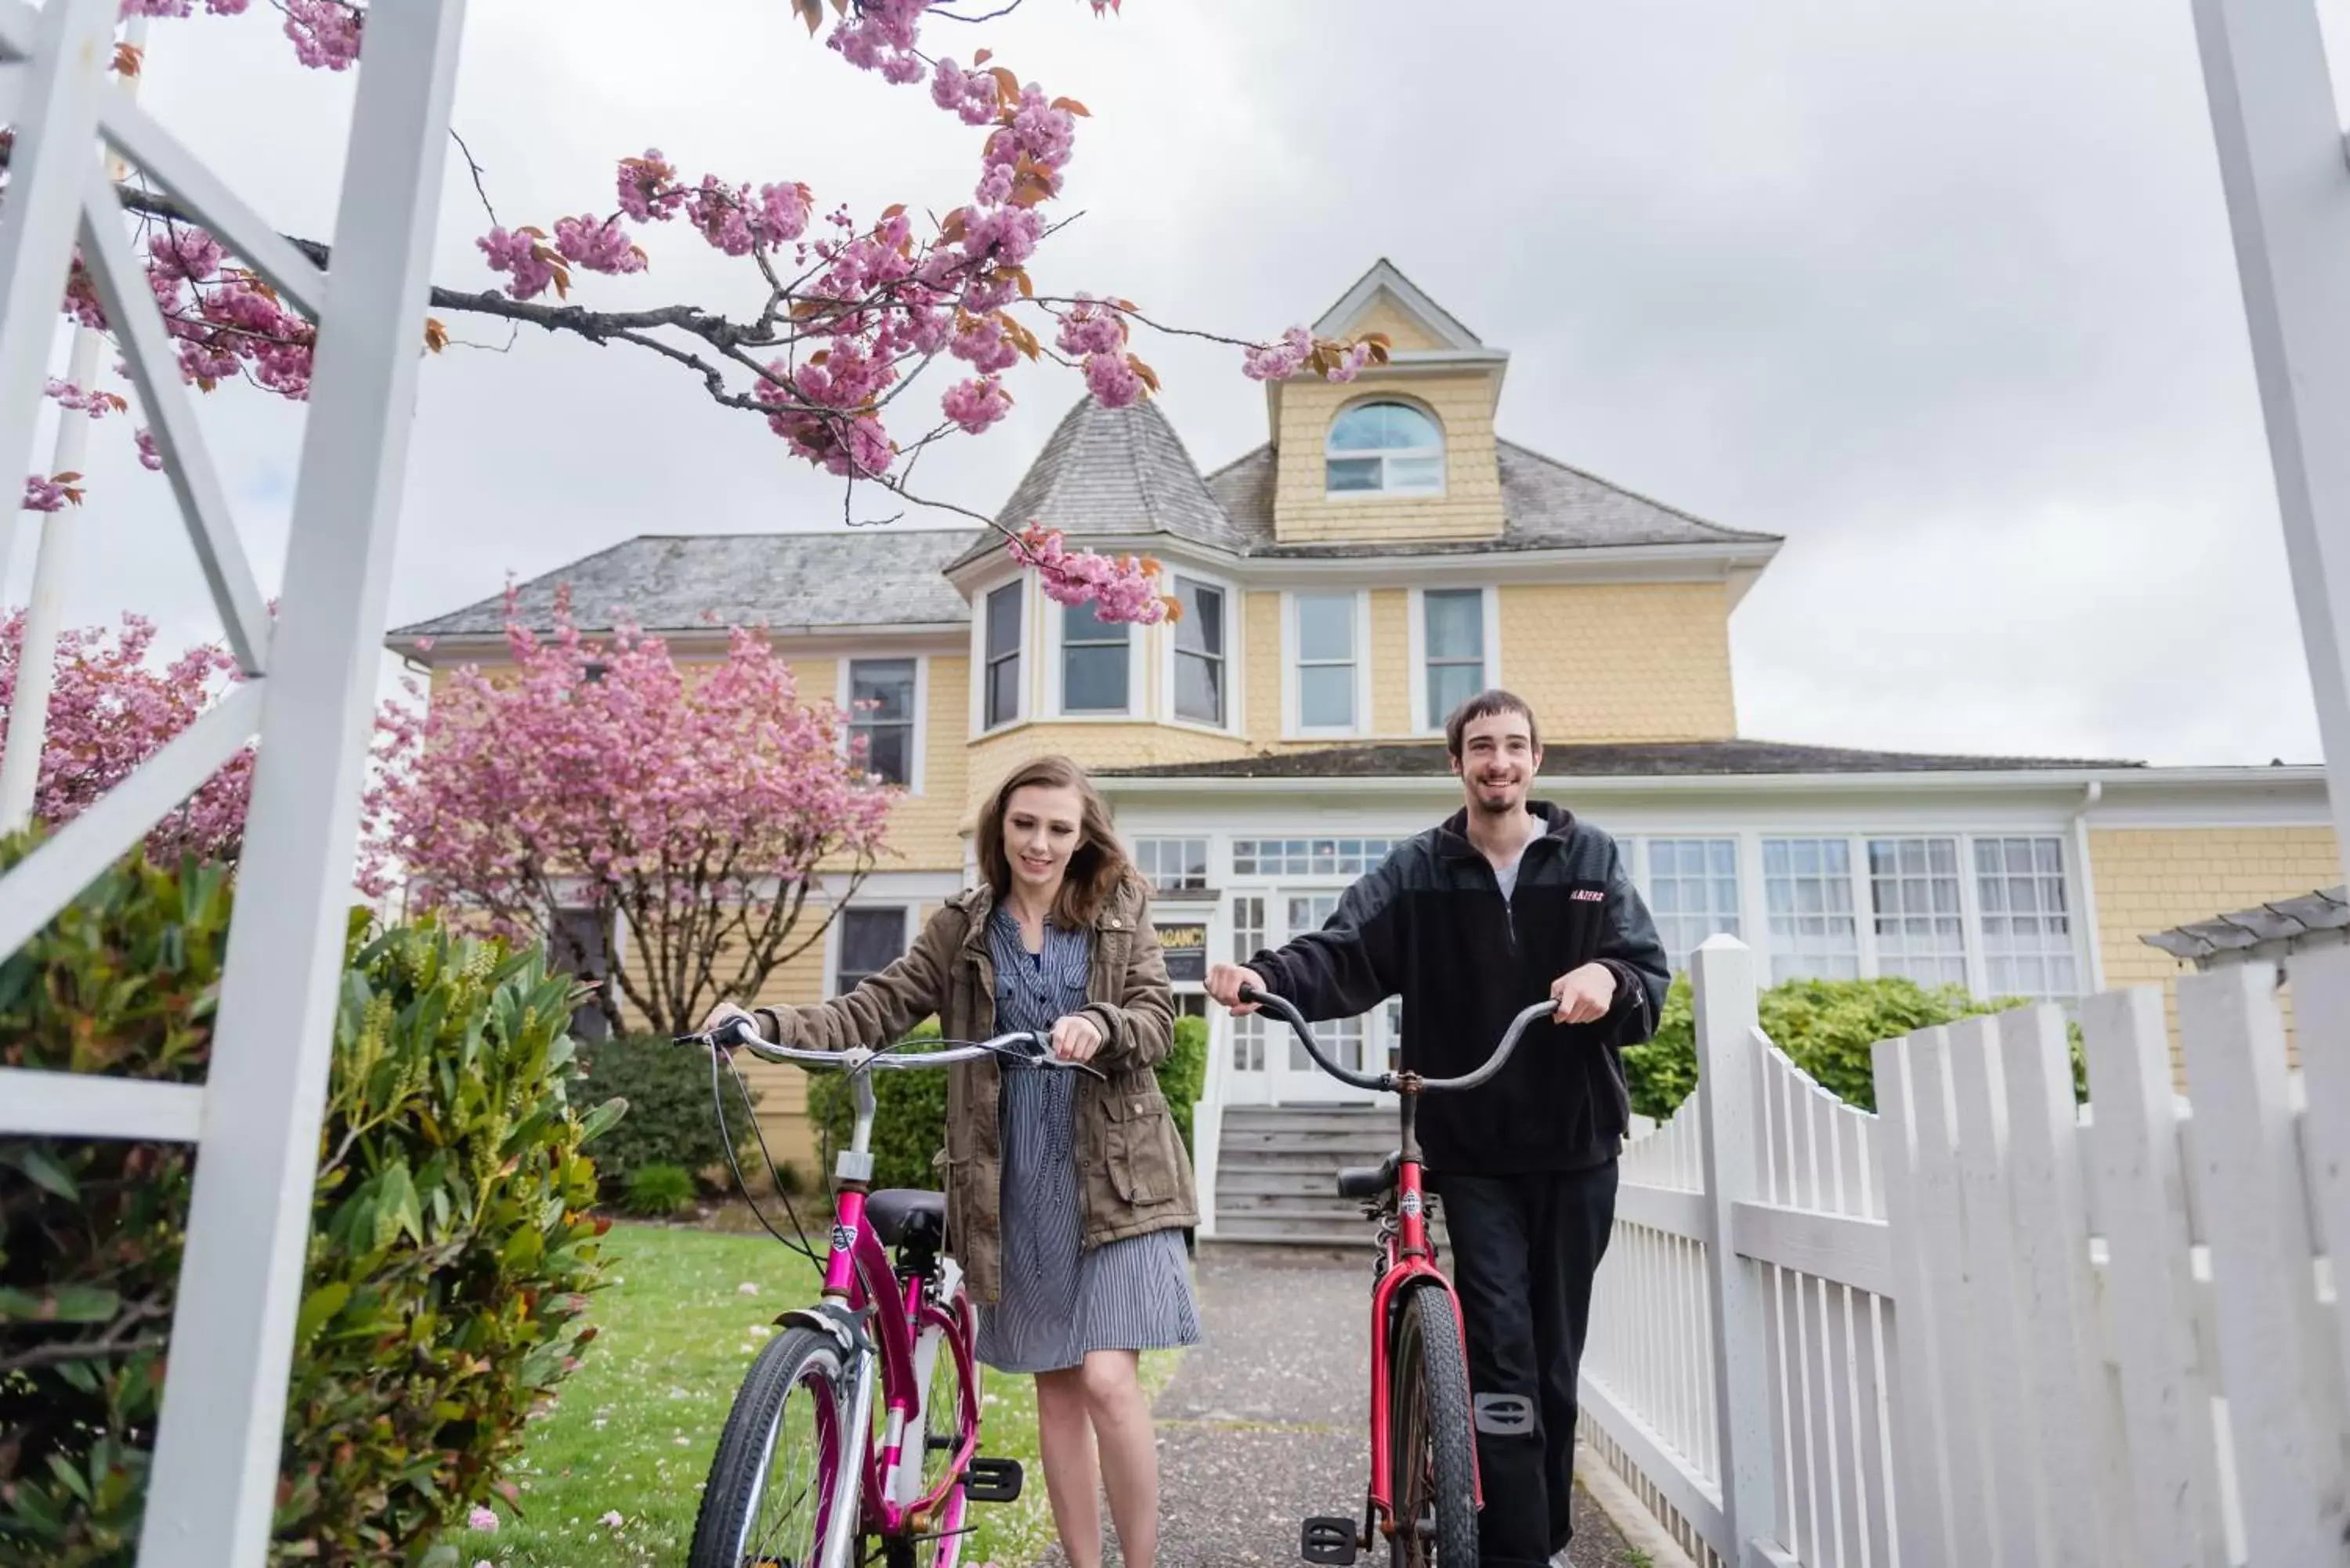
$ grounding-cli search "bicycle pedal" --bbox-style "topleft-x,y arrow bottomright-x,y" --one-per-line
964,1454 -> 1023,1503
1300,1516 -> 1359,1564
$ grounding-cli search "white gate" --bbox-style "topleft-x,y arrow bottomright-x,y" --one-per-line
0,2 -> 467,1563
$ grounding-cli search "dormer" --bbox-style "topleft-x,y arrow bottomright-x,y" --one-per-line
1267,261 -> 1510,547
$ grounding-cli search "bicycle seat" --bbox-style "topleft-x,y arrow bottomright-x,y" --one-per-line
865,1188 -> 946,1249
1334,1152 -> 1401,1200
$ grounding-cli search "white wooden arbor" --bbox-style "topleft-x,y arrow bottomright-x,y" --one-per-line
0,0 -> 2342,1563
0,0 -> 467,1563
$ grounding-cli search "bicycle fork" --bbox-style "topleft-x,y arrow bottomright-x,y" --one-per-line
820,1346 -> 880,1568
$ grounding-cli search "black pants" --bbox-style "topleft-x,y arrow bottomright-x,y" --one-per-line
1430,1160 -> 1618,1568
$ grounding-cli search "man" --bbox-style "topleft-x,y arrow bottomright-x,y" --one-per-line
1206,689 -> 1668,1568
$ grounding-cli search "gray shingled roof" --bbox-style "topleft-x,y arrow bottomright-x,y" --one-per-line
1201,439 -> 1781,558
2142,886 -> 2350,966
388,529 -> 979,641
950,396 -> 1252,569
1098,739 -> 2140,781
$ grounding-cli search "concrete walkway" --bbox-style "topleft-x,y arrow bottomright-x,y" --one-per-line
1039,1245 -> 1644,1566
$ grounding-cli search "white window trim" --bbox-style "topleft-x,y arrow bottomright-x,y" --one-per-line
1406,584 -> 1502,735
1162,568 -> 1242,735
837,654 -> 927,797
826,903 -> 911,995
1281,589 -> 1373,739
971,573 -> 1030,736
1324,399 -> 1448,501
1048,589 -> 1146,720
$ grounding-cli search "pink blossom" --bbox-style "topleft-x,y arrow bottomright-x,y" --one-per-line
478,226 -> 561,301
21,475 -> 75,513
1327,341 -> 1374,384
931,59 -> 999,127
942,377 -> 1012,435
360,588 -> 895,1031
1082,352 -> 1144,409
466,1505 -> 498,1534
45,380 -> 126,420
554,215 -> 645,276
121,0 -> 250,16
600,1510 -> 625,1529
283,0 -> 362,70
1054,301 -> 1126,359
617,150 -> 687,223
949,316 -> 1021,376
1242,326 -> 1315,382
135,428 -> 164,471
147,227 -> 224,284
1009,526 -> 1174,626
0,611 -> 252,861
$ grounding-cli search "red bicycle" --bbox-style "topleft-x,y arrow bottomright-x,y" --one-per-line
1240,985 -> 1554,1568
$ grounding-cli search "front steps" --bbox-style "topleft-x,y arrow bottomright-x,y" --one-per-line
1209,1105 -> 1446,1250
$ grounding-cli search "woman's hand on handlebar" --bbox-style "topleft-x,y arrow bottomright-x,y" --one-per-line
696,1000 -> 771,1054
1205,962 -> 1264,1015
1048,1013 -> 1103,1064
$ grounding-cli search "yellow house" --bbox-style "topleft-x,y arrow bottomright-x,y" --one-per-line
388,261 -> 2336,1238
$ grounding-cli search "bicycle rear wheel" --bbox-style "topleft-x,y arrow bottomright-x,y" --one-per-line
1388,1288 -> 1478,1567
689,1326 -> 855,1568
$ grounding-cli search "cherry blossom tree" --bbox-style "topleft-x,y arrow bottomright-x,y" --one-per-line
8,0 -> 1390,626
0,608 -> 253,861
361,589 -> 895,1036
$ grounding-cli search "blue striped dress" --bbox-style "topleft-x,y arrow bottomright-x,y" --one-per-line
974,907 -> 1202,1375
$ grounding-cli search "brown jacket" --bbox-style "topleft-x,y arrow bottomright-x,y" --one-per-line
754,875 -> 1198,1305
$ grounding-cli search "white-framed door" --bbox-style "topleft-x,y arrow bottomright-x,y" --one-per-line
1223,888 -> 1387,1106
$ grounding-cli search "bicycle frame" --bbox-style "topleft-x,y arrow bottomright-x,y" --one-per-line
808,1067 -> 982,1565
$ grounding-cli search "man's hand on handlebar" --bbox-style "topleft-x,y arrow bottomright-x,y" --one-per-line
1205,963 -> 1264,1015
1550,962 -> 1615,1024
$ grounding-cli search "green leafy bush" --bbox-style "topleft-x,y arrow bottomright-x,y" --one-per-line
573,1032 -> 755,1198
1621,973 -> 2083,1121
1160,1013 -> 1209,1158
621,1163 -> 697,1218
0,841 -> 620,1566
808,1013 -> 1210,1191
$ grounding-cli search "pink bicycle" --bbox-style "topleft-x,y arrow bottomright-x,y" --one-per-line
675,1014 -> 1097,1568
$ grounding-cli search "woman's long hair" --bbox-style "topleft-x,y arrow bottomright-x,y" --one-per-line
974,753 -> 1133,928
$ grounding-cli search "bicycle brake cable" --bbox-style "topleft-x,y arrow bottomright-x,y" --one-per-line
708,1044 -> 824,1272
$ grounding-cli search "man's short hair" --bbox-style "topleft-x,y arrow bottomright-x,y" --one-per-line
1444,688 -> 1542,760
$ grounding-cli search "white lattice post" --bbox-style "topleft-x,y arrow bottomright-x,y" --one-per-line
2190,0 -> 2350,892
1691,934 -> 1777,1565
1870,1030 -> 1956,1568
132,4 -> 469,1562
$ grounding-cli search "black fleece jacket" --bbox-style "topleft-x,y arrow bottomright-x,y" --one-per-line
1246,801 -> 1669,1175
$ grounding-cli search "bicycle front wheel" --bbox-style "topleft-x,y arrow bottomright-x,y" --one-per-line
1388,1288 -> 1478,1567
689,1325 -> 855,1568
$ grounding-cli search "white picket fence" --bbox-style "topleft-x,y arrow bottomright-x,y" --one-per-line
1576,934 -> 2350,1568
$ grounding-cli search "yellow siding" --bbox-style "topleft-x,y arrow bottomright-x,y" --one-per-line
1499,583 -> 1737,742
1272,371 -> 1504,545
1369,589 -> 1412,735
2090,826 -> 2341,1075
866,654 -> 971,873
1347,294 -> 1450,353
1245,591 -> 1282,745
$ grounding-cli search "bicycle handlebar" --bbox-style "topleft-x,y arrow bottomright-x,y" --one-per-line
1237,985 -> 1555,1095
674,1014 -> 1108,1079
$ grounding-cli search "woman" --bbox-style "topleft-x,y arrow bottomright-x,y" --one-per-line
702,753 -> 1200,1568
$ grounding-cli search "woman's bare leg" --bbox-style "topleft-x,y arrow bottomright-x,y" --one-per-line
1080,1349 -> 1159,1568
1034,1366 -> 1104,1568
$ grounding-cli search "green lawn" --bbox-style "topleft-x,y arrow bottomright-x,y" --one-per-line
447,1222 -> 1177,1568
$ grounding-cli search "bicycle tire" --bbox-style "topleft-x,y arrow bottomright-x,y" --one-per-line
1388,1288 -> 1479,1567
689,1325 -> 855,1568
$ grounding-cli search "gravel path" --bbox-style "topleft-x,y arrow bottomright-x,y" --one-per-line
1032,1245 -> 1643,1567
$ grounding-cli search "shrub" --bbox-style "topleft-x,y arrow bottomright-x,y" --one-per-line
621,1163 -> 697,1218
1160,1013 -> 1209,1158
573,1031 -> 756,1198
808,1013 -> 1210,1191
1621,972 -> 2084,1121
0,840 -> 620,1566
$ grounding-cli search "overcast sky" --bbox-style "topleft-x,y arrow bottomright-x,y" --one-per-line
8,0 -> 2349,767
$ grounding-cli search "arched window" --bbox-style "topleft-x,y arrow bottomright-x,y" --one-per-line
1325,400 -> 1444,497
